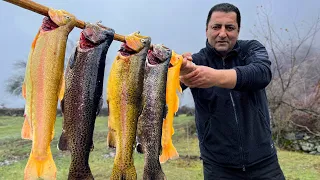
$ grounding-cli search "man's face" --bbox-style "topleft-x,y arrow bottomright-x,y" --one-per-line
206,11 -> 239,56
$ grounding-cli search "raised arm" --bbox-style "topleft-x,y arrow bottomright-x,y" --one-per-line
180,40 -> 272,91
233,40 -> 272,91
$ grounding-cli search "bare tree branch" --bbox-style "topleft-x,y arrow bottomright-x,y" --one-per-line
290,120 -> 320,136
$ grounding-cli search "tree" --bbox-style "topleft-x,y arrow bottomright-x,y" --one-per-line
5,60 -> 26,97
252,6 -> 320,143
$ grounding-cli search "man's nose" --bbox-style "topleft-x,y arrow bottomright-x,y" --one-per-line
218,27 -> 227,38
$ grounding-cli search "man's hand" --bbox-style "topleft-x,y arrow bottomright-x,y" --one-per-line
180,65 -> 216,88
180,52 -> 195,76
179,52 -> 237,89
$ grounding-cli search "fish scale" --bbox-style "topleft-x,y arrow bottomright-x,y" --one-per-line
160,51 -> 183,164
107,32 -> 151,180
57,23 -> 115,180
136,44 -> 172,180
22,8 -> 77,180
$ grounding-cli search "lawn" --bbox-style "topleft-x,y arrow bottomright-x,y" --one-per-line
0,115 -> 319,180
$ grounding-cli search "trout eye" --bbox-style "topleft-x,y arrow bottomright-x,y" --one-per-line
141,39 -> 146,44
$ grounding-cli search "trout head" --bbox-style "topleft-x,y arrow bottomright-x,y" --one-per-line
147,44 -> 172,66
48,8 -> 76,28
80,23 -> 115,49
119,32 -> 151,57
41,16 -> 59,32
169,51 -> 183,69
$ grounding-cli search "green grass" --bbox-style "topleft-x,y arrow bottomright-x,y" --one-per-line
0,115 -> 319,180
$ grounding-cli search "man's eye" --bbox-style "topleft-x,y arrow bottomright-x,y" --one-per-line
212,26 -> 220,30
226,27 -> 235,31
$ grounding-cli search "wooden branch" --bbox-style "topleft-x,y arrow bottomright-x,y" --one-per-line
282,101 -> 320,118
3,0 -> 125,42
289,120 -> 320,137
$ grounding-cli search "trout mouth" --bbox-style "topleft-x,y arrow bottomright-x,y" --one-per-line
147,49 -> 163,65
41,17 -> 59,31
119,43 -> 137,57
79,24 -> 115,49
147,45 -> 172,66
80,31 -> 96,49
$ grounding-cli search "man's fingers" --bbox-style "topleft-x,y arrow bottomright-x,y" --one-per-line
181,61 -> 196,75
182,52 -> 192,61
188,70 -> 200,82
186,56 -> 192,61
182,52 -> 192,57
182,68 -> 198,79
181,58 -> 188,68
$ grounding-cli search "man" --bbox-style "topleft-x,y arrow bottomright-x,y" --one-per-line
180,3 -> 285,180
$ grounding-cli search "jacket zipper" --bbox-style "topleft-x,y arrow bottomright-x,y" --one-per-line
222,59 -> 246,172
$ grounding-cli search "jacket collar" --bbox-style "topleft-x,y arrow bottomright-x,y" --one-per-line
205,39 -> 240,58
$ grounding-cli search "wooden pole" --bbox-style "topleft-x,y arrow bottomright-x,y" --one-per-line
3,0 -> 125,42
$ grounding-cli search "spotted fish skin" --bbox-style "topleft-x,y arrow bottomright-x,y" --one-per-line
136,44 -> 172,180
58,23 -> 115,180
22,8 -> 76,180
160,51 -> 183,163
107,32 -> 151,180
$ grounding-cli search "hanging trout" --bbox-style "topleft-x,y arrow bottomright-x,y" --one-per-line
21,8 -> 76,180
136,44 -> 172,180
159,51 -> 183,163
57,23 -> 115,180
107,32 -> 151,179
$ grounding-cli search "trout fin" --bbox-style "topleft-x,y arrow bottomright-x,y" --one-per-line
177,84 -> 182,93
90,140 -> 94,152
68,46 -> 78,69
58,75 -> 65,101
57,130 -> 69,151
31,30 -> 40,49
96,97 -> 103,116
172,126 -> 175,136
22,82 -> 26,99
163,104 -> 168,121
110,165 -> 137,180
107,113 -> 116,148
107,129 -> 116,149
159,142 -> 179,164
21,115 -> 32,140
143,171 -> 166,180
24,149 -> 57,180
60,98 -> 65,116
68,172 -> 94,180
107,99 -> 110,116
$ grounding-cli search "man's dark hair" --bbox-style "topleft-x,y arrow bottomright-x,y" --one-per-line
206,3 -> 241,29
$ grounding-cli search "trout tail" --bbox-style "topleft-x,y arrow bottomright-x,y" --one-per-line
68,164 -> 94,180
143,162 -> 166,180
107,129 -> 116,149
21,115 -> 32,140
110,165 -> 137,180
143,171 -> 166,180
159,142 -> 179,164
24,148 -> 57,180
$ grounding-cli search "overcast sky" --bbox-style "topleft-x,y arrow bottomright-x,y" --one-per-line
0,0 -> 319,108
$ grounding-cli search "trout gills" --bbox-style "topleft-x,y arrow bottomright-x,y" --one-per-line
107,32 -> 151,179
159,51 -> 183,163
136,44 -> 172,180
22,8 -> 76,180
57,23 -> 115,180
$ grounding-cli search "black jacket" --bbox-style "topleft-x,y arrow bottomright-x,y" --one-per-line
183,40 -> 276,169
